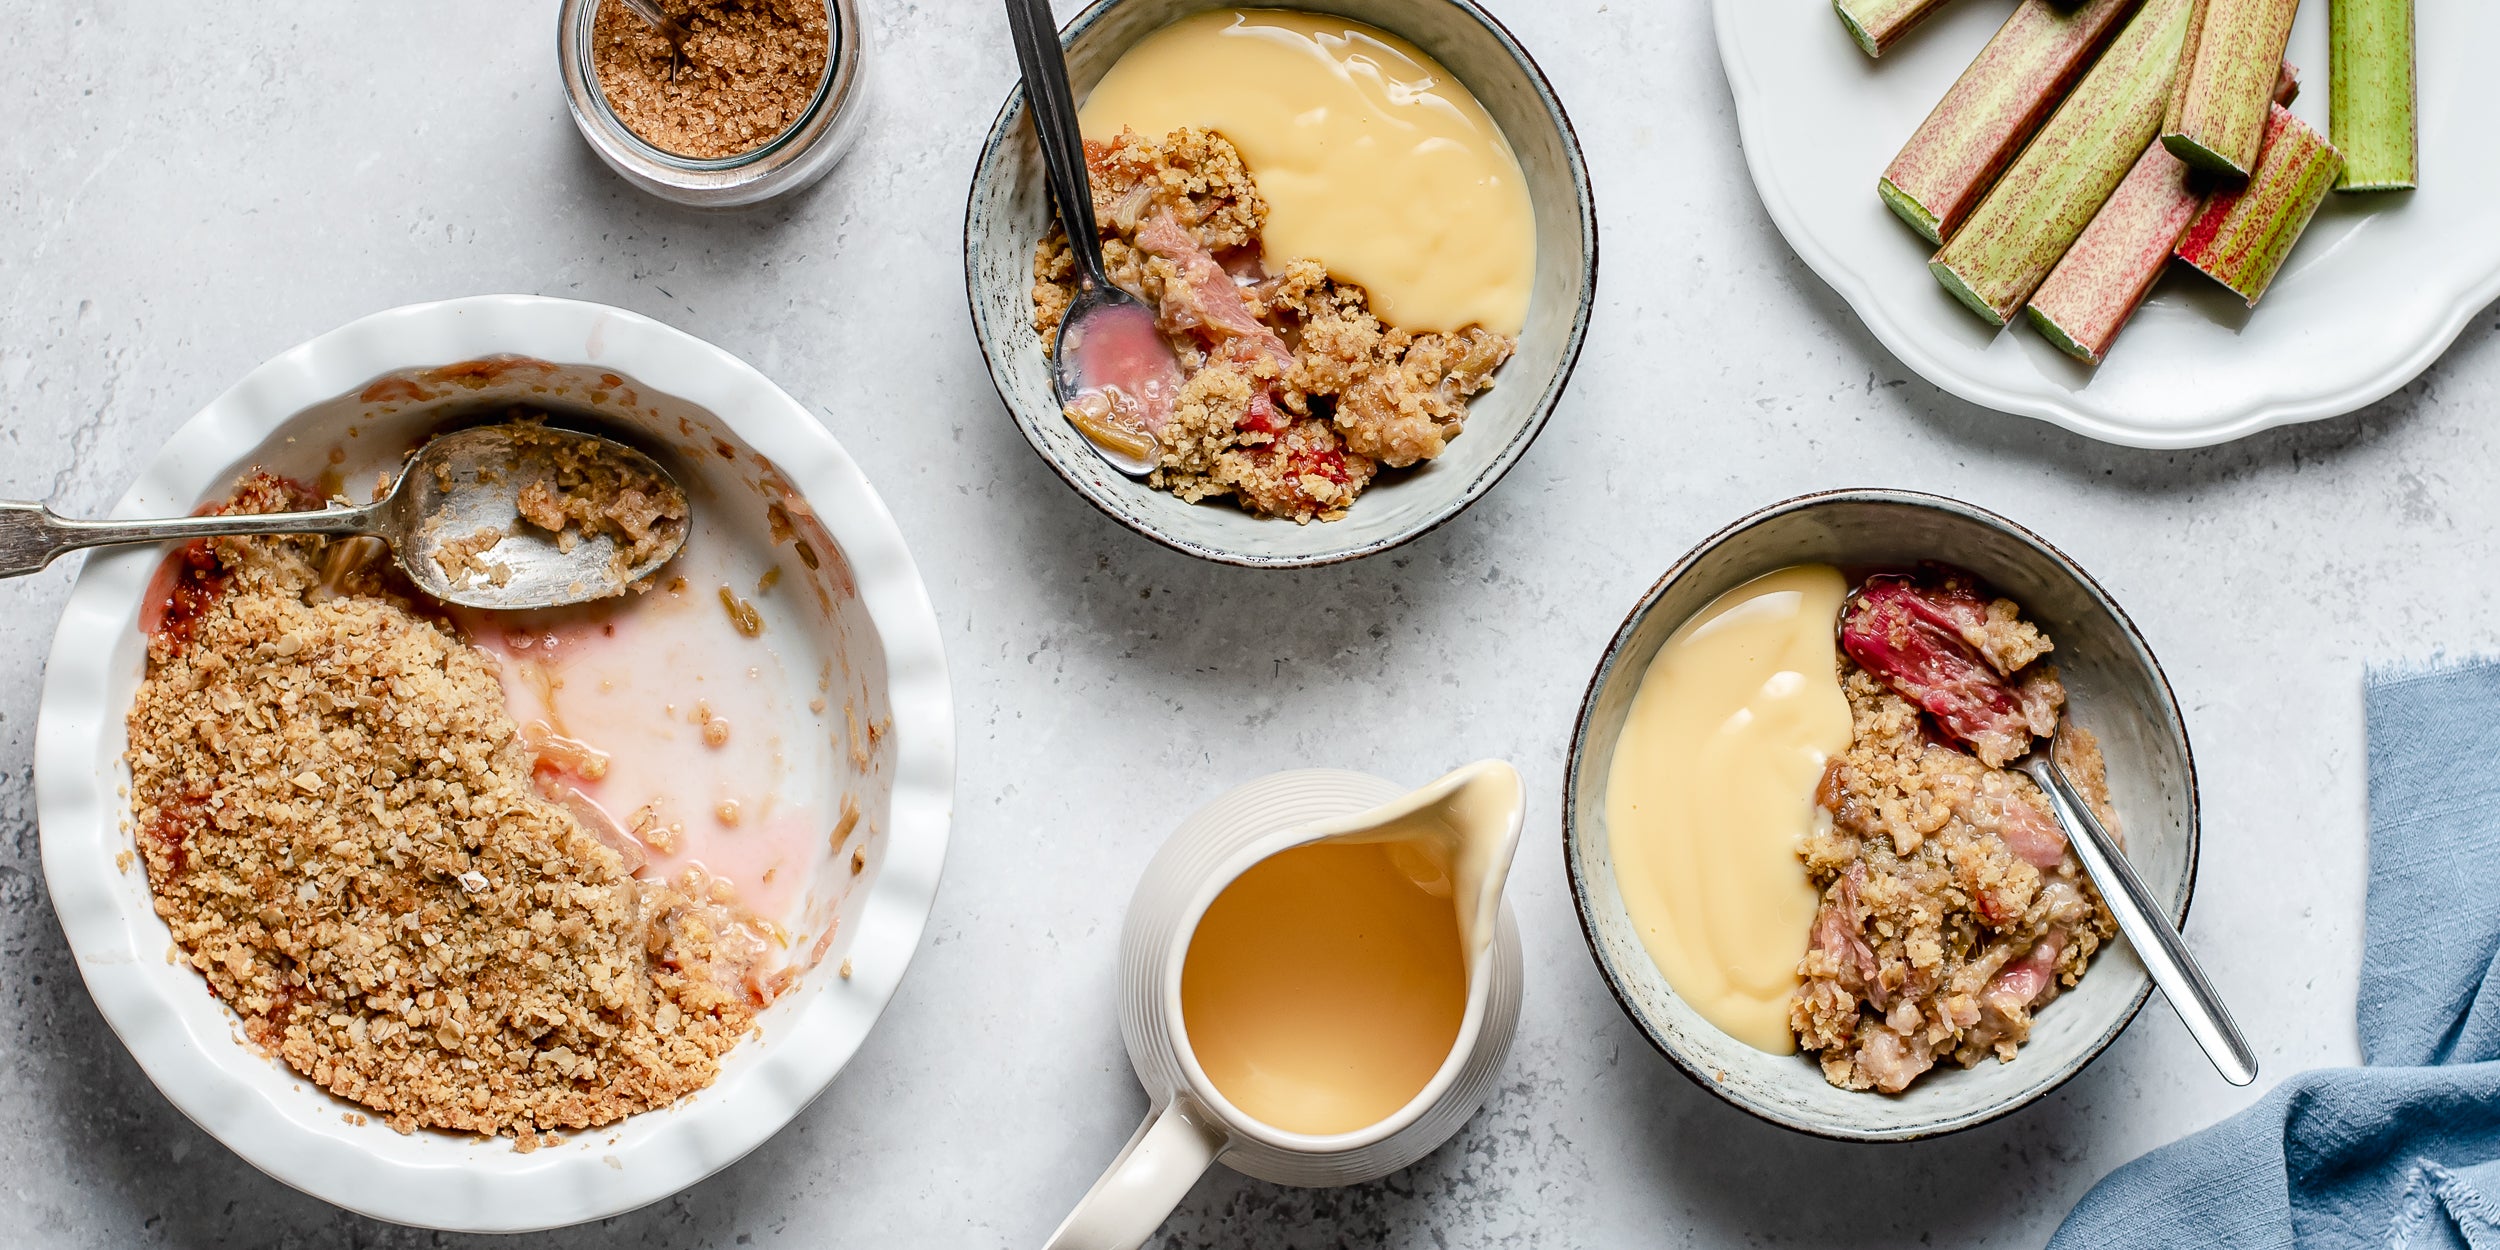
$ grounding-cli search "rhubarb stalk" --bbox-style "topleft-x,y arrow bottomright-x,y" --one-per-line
2176,104 -> 2346,305
1880,0 -> 2143,244
2162,0 -> 2300,176
2023,63 -> 2299,362
1929,0 -> 2196,327
1836,0 -> 1965,58
2331,0 -> 2417,190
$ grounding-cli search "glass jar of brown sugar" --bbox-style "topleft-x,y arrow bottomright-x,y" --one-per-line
560,0 -> 866,208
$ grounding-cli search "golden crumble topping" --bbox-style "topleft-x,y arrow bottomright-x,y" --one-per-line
127,476 -> 767,1148
1791,594 -> 2119,1093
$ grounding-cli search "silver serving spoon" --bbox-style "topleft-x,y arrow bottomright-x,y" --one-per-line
2013,744 -> 2258,1086
0,424 -> 689,611
1838,587 -> 2258,1087
1002,0 -> 1179,477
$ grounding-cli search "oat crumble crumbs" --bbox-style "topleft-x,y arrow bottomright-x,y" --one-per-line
433,526 -> 508,587
1032,128 -> 1516,523
1790,592 -> 2120,1094
718,586 -> 764,636
126,475 -> 777,1149
503,423 -> 688,573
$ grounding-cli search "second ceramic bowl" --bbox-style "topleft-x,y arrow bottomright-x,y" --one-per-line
1564,489 -> 2199,1141
963,0 -> 1597,568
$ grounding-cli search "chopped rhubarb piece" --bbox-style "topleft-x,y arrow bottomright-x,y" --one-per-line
1996,797 -> 2072,869
2162,0 -> 2301,176
1929,0 -> 2198,326
2331,0 -> 2417,191
1236,390 -> 1289,435
2023,143 -> 2203,361
1988,931 -> 2067,1010
2024,62 -> 2299,362
2176,103 -> 2346,305
1835,0 -> 1966,57
1879,0 -> 2142,245
1840,574 -> 2058,767
1809,871 -> 1884,997
1132,209 -> 1294,373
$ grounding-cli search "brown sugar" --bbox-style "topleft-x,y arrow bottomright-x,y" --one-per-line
591,0 -> 831,160
125,476 -> 773,1148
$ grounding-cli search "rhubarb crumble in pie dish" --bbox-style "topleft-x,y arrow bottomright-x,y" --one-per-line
126,473 -> 783,1148
1031,128 -> 1516,523
1792,569 -> 2120,1093
38,296 -> 956,1231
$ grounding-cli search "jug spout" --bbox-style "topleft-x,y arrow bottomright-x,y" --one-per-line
1324,759 -> 1525,964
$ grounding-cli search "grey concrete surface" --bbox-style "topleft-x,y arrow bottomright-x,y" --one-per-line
1,1 -> 2494,1246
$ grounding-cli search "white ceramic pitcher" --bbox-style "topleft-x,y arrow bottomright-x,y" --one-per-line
1044,762 -> 1527,1250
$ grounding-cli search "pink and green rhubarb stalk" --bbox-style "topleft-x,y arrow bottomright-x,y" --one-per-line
1835,0 -> 1965,57
2175,104 -> 2346,305
1880,0 -> 2144,245
1929,0 -> 2197,327
2331,0 -> 2417,190
2024,63 -> 2299,362
2163,0 -> 2301,176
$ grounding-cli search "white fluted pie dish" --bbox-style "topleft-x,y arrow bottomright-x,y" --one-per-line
33,295 -> 954,1232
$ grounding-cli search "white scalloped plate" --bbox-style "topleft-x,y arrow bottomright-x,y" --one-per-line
1715,0 -> 2500,447
33,296 -> 954,1232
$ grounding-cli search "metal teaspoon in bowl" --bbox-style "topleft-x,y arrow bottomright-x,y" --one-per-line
0,423 -> 688,610
1840,577 -> 2258,1086
1001,0 -> 1184,477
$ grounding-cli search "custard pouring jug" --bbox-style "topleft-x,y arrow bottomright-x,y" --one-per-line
1045,762 -> 1527,1250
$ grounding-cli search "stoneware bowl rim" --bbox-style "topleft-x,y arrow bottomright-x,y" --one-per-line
32,294 -> 956,1230
1561,487 -> 2201,1142
961,0 -> 1599,568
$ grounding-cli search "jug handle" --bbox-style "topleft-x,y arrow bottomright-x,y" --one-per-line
1042,1096 -> 1225,1250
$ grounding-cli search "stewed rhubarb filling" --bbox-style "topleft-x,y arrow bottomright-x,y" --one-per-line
1790,568 -> 2120,1093
1031,128 -> 1515,523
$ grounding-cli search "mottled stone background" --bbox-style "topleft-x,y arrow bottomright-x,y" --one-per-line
2,2 -> 2493,1247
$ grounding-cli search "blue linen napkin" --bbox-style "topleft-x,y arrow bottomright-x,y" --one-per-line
2048,660 -> 2500,1250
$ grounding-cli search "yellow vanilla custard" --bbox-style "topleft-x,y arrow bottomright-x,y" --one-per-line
1605,565 -> 1854,1055
1079,8 -> 1535,335
1180,831 -> 1467,1135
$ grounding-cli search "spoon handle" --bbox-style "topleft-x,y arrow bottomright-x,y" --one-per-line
0,499 -> 382,579
1003,0 -> 1110,287
2021,753 -> 2259,1086
618,0 -> 690,43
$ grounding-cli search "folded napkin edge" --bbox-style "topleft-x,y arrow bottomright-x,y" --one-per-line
2367,656 -> 2500,691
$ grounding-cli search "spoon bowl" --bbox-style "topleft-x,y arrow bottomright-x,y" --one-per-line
1004,0 -> 1181,479
0,423 -> 688,611
1051,287 -> 1176,476
389,424 -> 690,608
